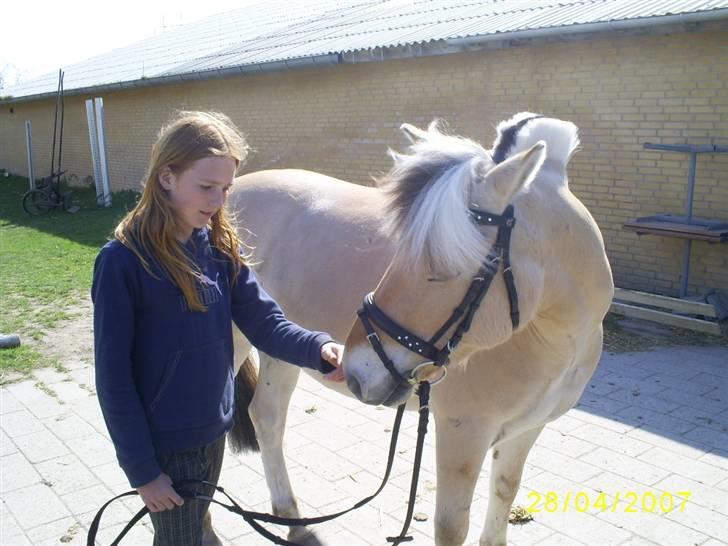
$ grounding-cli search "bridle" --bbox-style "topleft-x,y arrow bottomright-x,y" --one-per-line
357,203 -> 520,387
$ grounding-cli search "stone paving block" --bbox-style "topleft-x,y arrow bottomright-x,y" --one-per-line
683,425 -> 728,451
46,380 -> 91,403
624,426 -> 710,459
3,483 -> 71,530
1,500 -> 25,540
93,519 -> 153,544
526,445 -> 602,483
637,446 -> 728,486
596,499 -> 707,545
532,532 -> 586,545
673,404 -> 728,433
75,497 -> 135,531
0,427 -> 17,456
1,533 -> 32,545
67,366 -> 95,387
700,448 -> 728,471
24,515 -> 82,545
61,483 -> 115,517
580,447 -> 671,486
615,405 -> 696,436
582,470 -> 651,500
664,497 -> 728,543
507,519 -> 556,546
66,432 -> 116,468
12,428 -> 70,463
576,394 -> 633,417
1,452 -> 40,493
1,408 -> 47,438
569,422 -> 651,457
43,412 -> 96,441
35,453 -> 100,495
568,408 -> 636,434
287,442 -> 365,483
534,427 -> 598,458
1,390 -> 24,414
545,413 -> 588,434
656,387 -> 728,415
293,416 -> 362,452
654,473 -> 727,514
605,387 -> 681,414
90,461 -> 129,490
32,368 -> 69,385
6,381 -> 66,419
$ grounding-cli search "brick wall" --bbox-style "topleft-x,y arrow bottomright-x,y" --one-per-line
2,25 -> 727,296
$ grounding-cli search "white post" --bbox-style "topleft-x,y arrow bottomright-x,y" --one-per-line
25,121 -> 35,190
93,97 -> 112,207
85,99 -> 104,204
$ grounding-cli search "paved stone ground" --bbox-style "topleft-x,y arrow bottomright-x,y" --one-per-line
1,345 -> 727,545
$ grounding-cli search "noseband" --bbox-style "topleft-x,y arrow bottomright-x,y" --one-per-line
357,204 -> 519,387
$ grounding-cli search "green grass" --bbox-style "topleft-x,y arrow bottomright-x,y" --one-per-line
0,174 -> 139,381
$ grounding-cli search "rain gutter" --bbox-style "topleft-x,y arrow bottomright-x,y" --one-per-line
0,54 -> 340,105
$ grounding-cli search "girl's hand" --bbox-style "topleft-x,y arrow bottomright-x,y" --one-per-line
321,342 -> 345,382
137,472 -> 184,512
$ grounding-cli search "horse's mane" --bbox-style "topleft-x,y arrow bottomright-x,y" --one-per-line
381,115 -> 579,276
381,121 -> 492,276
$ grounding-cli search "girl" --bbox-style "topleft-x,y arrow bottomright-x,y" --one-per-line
92,111 -> 344,545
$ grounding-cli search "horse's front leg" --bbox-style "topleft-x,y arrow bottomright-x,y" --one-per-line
433,413 -> 494,546
249,355 -> 324,546
480,426 -> 543,546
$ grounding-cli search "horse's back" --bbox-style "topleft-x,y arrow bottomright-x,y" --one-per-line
228,169 -> 393,337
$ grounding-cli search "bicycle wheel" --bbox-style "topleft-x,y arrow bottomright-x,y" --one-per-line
22,189 -> 52,215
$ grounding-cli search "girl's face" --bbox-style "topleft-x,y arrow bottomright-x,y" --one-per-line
159,156 -> 236,242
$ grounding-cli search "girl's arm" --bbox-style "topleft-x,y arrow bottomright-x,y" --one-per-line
231,265 -> 336,374
92,246 -> 162,488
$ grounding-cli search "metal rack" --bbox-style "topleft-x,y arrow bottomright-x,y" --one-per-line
622,143 -> 728,297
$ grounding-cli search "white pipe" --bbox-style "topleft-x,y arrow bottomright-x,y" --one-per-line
25,121 -> 35,190
86,99 -> 104,204
93,98 -> 112,207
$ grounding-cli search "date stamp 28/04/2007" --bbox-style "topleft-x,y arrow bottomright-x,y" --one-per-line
526,491 -> 692,514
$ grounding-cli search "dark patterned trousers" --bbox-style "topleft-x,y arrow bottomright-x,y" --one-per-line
149,435 -> 225,546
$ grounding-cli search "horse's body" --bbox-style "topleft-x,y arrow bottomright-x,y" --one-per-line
227,114 -> 613,546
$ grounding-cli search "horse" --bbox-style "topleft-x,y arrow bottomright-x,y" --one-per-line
225,113 -> 614,546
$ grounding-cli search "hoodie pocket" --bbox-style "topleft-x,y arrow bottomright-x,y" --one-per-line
150,339 -> 232,431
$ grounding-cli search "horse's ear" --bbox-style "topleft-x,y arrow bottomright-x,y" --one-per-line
400,123 -> 428,144
482,141 -> 546,202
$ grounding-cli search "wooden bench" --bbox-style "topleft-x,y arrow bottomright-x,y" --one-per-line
623,215 -> 728,243
610,288 -> 722,336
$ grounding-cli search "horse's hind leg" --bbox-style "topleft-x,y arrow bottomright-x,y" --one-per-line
480,426 -> 543,546
249,355 -> 324,546
433,414 -> 494,546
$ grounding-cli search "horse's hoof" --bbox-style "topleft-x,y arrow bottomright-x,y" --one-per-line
288,527 -> 327,546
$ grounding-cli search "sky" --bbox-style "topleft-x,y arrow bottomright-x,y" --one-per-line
1,0 -> 260,89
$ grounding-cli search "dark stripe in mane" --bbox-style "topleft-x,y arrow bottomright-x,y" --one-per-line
491,115 -> 544,164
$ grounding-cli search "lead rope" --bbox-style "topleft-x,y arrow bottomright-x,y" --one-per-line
387,381 -> 431,545
88,397 -> 436,545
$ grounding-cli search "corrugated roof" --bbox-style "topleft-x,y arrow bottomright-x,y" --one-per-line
4,0 -> 728,101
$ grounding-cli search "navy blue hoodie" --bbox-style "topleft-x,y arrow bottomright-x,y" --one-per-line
92,228 -> 334,487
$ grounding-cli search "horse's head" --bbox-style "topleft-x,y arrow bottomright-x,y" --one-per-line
343,115 -> 575,406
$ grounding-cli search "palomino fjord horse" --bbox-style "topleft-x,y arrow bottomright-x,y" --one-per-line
227,113 -> 613,546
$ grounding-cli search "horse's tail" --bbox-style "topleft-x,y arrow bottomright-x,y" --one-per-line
229,355 -> 260,453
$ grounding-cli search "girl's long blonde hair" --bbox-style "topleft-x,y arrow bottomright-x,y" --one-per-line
115,111 -> 250,312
